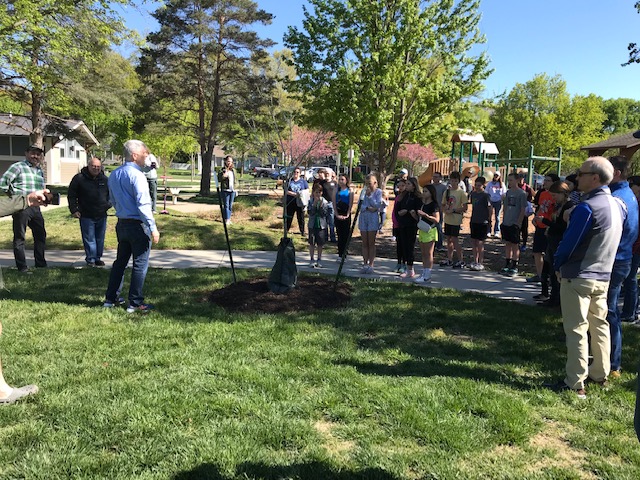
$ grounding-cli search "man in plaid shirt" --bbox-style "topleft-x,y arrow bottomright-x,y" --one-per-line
0,144 -> 48,273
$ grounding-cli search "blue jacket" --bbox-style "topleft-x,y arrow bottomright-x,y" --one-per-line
610,181 -> 639,262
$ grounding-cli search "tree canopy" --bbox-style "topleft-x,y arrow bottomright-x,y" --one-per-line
284,0 -> 491,183
0,0 -> 131,145
488,74 -> 606,173
137,0 -> 274,196
624,1 -> 640,65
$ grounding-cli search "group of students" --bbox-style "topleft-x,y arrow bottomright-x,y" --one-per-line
284,167 -> 355,268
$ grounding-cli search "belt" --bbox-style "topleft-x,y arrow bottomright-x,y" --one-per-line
119,218 -> 143,224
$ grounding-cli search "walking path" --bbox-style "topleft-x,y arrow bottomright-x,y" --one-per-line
0,196 -> 542,305
0,248 -> 541,305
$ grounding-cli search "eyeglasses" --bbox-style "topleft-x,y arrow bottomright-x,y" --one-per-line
577,170 -> 596,177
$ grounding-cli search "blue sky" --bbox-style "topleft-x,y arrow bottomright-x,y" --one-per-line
122,0 -> 640,101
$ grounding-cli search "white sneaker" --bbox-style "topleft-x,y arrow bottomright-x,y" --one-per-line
308,261 -> 316,268
316,261 -> 323,268
415,273 -> 431,283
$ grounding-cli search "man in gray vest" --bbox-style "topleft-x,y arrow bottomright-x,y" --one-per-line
545,156 -> 624,399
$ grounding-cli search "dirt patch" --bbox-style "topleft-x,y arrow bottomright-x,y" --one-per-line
314,419 -> 355,457
208,276 -> 353,314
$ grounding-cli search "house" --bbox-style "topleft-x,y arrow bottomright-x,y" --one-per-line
0,113 -> 100,185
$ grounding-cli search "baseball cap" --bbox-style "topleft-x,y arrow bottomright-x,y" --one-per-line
26,144 -> 44,153
400,168 -> 408,175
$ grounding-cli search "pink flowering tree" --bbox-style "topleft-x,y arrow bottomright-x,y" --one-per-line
397,143 -> 437,176
278,125 -> 338,165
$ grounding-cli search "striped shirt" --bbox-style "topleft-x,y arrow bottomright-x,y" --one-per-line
0,160 -> 45,195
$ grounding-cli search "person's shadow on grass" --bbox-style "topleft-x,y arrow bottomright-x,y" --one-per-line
173,460 -> 400,480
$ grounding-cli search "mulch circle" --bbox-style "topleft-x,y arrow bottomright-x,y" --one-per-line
209,276 -> 353,314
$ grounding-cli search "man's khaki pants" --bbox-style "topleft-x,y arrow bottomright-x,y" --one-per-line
560,278 -> 611,390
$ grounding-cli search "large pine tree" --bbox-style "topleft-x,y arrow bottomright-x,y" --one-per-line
137,0 -> 274,196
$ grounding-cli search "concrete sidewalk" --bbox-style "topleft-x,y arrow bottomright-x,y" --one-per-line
0,248 -> 542,305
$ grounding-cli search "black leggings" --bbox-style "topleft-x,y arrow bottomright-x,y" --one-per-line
285,199 -> 305,234
335,216 -> 351,256
397,225 -> 418,266
521,216 -> 529,245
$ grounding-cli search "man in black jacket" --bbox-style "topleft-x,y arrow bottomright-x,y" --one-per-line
68,157 -> 111,266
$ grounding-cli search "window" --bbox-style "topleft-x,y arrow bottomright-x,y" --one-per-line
0,137 -> 9,155
12,136 -> 29,155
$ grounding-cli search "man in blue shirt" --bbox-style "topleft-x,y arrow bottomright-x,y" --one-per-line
546,156 -> 624,399
104,140 -> 160,313
607,156 -> 639,378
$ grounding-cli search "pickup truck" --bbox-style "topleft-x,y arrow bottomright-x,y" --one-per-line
251,164 -> 282,178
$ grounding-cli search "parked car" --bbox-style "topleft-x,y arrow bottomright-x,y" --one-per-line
252,164 -> 282,178
269,166 -> 304,180
305,166 -> 335,182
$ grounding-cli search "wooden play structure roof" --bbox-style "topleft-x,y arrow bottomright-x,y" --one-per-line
581,130 -> 640,159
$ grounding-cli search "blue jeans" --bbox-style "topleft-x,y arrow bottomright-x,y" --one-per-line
491,200 -> 502,234
80,216 -> 107,264
621,253 -> 640,320
105,221 -> 152,308
221,190 -> 235,221
608,259 -> 632,372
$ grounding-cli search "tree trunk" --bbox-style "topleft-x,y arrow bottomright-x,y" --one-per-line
200,148 -> 213,196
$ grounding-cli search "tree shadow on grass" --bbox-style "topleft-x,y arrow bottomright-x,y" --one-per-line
173,461 -> 400,480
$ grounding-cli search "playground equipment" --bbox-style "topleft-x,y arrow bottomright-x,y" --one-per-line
485,146 -> 562,187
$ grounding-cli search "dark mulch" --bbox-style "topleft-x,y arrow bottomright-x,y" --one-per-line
209,276 -> 353,314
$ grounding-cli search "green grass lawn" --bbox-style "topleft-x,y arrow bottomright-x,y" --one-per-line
0,196 -> 293,252
1,267 -> 639,479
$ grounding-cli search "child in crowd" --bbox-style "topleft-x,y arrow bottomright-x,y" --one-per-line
529,174 -> 559,290
440,171 -> 467,268
415,184 -> 440,283
379,188 -> 389,234
468,176 -> 492,271
534,180 -> 575,307
392,179 -> 407,273
307,183 -> 330,268
395,177 -> 422,278
485,171 -> 505,236
500,172 -> 527,276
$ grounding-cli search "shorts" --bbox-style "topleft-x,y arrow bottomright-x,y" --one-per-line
532,227 -> 548,253
444,224 -> 461,237
308,228 -> 327,247
418,227 -> 438,244
470,223 -> 488,241
359,210 -> 380,232
501,223 -> 520,244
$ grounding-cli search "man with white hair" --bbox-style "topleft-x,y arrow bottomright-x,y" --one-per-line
104,140 -> 160,313
545,156 -> 624,399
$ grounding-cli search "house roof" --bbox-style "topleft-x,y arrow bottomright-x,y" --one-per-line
0,113 -> 99,147
581,131 -> 640,151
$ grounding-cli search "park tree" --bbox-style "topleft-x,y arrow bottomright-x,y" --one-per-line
221,50 -> 304,167
280,125 -> 337,165
624,1 -> 640,65
488,74 -> 606,173
284,0 -> 490,185
602,98 -> 640,134
0,0 -> 132,146
397,143 -> 437,176
137,0 -> 274,196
